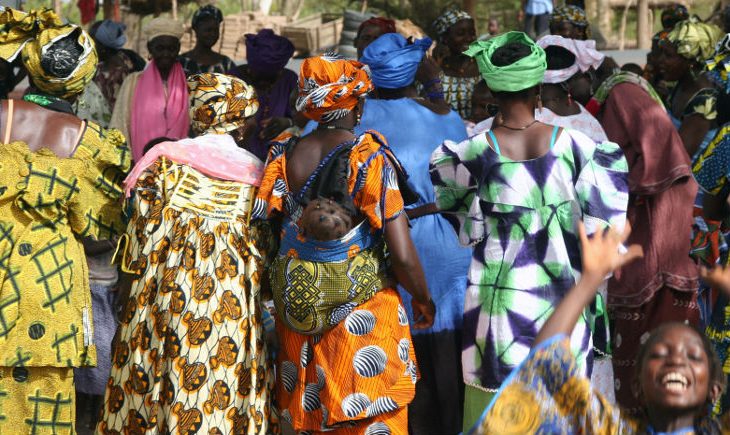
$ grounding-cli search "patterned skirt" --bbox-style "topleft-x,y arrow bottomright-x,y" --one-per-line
276,289 -> 418,434
97,162 -> 278,434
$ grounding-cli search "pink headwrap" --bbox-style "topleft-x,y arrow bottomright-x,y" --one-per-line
129,60 -> 190,162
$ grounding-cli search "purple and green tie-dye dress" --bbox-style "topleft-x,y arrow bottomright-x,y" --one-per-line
429,127 -> 629,392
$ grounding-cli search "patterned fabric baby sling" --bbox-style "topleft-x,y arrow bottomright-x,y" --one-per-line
271,131 -> 417,335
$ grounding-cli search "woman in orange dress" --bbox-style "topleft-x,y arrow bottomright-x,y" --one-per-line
254,54 -> 436,434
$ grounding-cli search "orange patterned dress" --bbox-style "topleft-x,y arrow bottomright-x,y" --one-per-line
253,131 -> 419,434
97,158 -> 278,434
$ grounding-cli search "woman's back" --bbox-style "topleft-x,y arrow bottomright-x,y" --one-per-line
256,130 -> 405,231
355,98 -> 467,204
285,129 -> 357,194
431,127 -> 629,390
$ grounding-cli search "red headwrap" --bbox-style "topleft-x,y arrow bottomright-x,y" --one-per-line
357,17 -> 396,38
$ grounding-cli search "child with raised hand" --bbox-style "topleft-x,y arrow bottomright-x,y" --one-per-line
474,223 -> 730,434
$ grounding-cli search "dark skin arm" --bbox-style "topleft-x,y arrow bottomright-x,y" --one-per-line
115,271 -> 135,320
678,114 -> 711,157
384,213 -> 435,329
259,117 -> 294,142
415,56 -> 452,115
702,191 -> 730,221
534,223 -> 643,347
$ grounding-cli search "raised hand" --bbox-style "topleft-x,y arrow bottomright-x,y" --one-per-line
534,222 -> 642,346
700,264 -> 730,297
578,222 -> 643,284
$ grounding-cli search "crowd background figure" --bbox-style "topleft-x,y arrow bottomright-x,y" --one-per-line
4,2 -> 730,435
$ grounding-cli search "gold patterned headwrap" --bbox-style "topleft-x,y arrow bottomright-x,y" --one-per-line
0,8 -> 97,99
188,73 -> 259,136
666,18 -> 723,63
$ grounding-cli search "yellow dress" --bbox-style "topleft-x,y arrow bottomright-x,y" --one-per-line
98,159 -> 279,435
0,121 -> 130,434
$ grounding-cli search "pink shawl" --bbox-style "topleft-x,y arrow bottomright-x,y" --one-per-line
129,60 -> 189,162
124,134 -> 264,197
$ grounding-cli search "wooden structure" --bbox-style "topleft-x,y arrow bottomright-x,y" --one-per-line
281,13 -> 343,56
124,0 -> 194,16
179,12 -> 289,60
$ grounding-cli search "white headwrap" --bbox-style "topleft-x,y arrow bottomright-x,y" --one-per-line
537,35 -> 605,84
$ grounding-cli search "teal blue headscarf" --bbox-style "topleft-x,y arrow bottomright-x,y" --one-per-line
463,31 -> 546,92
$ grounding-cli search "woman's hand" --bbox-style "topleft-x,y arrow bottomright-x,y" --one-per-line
416,56 -> 442,85
259,117 -> 293,141
700,265 -> 730,297
411,297 -> 436,329
579,221 -> 643,284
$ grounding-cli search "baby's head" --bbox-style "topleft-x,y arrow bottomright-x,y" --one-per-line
300,197 -> 354,241
635,322 -> 725,417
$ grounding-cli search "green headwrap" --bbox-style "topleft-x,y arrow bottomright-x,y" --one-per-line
666,17 -> 723,64
463,31 -> 546,92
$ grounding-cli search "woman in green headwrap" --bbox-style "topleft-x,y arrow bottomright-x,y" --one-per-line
659,17 -> 723,157
429,31 -> 629,432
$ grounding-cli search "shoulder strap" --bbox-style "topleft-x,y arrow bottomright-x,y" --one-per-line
4,99 -> 13,144
549,126 -> 560,149
360,130 -> 419,206
487,130 -> 500,155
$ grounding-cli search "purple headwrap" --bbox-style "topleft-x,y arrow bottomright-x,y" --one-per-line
245,29 -> 295,74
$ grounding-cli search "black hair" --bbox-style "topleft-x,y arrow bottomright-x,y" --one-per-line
490,42 -> 538,100
593,56 -> 619,89
142,136 -> 174,156
634,322 -> 726,407
545,45 -> 576,71
491,41 -> 532,67
621,63 -> 644,76
192,5 -> 223,29
41,29 -> 84,78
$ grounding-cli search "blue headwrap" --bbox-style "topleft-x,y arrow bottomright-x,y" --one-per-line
93,19 -> 126,50
360,33 -> 432,89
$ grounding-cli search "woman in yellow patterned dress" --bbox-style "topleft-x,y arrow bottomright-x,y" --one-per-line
0,8 -> 130,434
98,73 -> 278,434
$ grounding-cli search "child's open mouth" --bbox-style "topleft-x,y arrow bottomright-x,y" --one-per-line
661,372 -> 689,391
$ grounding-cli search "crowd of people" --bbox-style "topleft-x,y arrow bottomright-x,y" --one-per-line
4,1 -> 730,434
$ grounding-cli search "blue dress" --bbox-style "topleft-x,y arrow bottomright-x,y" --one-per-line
355,98 -> 472,434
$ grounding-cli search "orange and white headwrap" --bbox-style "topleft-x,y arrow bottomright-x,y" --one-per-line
295,54 -> 372,123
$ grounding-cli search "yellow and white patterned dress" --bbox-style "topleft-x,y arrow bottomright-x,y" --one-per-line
0,121 -> 130,434
98,158 -> 278,435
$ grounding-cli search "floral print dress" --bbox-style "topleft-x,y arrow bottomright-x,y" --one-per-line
97,159 -> 278,435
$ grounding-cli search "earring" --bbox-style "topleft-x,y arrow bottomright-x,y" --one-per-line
536,93 -> 543,113
567,91 -> 573,106
354,108 -> 362,126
